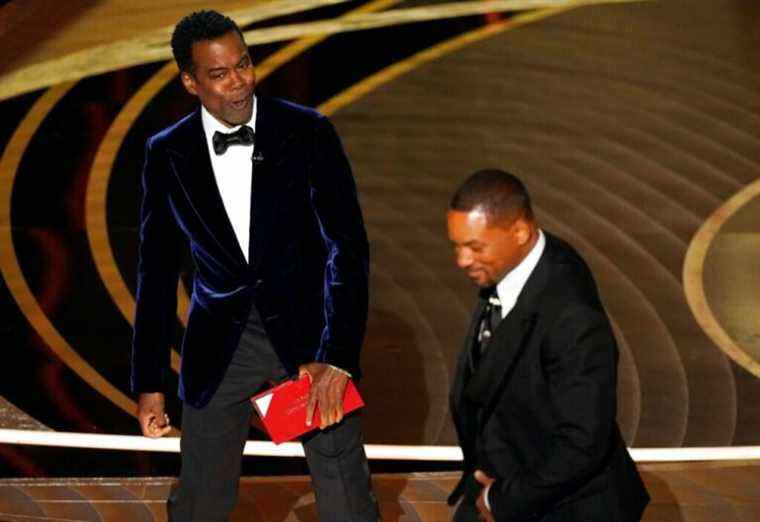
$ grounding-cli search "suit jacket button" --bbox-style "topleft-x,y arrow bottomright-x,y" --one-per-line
254,279 -> 264,289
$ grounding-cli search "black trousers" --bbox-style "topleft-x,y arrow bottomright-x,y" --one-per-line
168,306 -> 379,521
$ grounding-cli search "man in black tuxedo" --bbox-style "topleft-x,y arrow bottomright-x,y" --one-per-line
446,170 -> 649,521
131,10 -> 378,521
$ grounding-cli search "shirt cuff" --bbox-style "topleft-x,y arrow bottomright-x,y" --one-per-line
484,482 -> 492,512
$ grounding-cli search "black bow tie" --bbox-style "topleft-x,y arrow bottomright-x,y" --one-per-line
212,125 -> 255,155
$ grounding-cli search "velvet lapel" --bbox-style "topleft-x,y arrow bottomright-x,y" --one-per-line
165,109 -> 247,267
464,241 -> 553,429
248,97 -> 287,271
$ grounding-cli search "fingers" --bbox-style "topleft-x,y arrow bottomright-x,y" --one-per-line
473,469 -> 494,486
475,490 -> 494,522
326,375 -> 345,426
474,470 -> 495,522
140,411 -> 171,438
319,374 -> 331,428
148,413 -> 172,437
320,368 -> 347,428
305,382 -> 318,427
137,392 -> 170,438
312,371 -> 331,428
304,365 -> 348,429
302,363 -> 318,426
138,415 -> 152,437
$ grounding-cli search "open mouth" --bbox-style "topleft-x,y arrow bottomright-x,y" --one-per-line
231,97 -> 250,110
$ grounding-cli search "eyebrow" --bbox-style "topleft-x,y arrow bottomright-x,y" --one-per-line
205,54 -> 249,74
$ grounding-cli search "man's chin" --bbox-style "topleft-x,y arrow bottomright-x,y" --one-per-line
228,113 -> 252,127
467,274 -> 492,288
224,105 -> 253,126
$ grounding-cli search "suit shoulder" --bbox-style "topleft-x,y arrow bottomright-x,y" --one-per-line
146,110 -> 197,150
542,232 -> 602,308
263,96 -> 326,128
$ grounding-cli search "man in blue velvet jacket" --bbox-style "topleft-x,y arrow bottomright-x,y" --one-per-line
131,10 -> 378,521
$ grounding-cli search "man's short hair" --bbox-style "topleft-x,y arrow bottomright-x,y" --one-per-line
171,10 -> 244,74
449,169 -> 534,225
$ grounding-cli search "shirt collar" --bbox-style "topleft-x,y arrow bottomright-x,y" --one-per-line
495,229 -> 545,310
201,95 -> 257,145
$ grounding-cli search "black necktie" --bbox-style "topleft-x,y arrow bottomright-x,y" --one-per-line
212,125 -> 255,155
472,289 -> 502,368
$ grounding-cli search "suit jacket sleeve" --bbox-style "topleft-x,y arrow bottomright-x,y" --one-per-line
489,304 -> 619,521
131,137 -> 184,394
307,116 -> 370,373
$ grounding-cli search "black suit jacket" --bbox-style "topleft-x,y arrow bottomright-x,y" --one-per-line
450,233 -> 649,521
131,97 -> 369,408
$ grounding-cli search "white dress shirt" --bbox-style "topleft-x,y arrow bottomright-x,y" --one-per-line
484,229 -> 545,512
201,95 -> 258,262
495,229 -> 546,319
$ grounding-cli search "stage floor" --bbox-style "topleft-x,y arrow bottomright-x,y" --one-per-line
0,462 -> 758,521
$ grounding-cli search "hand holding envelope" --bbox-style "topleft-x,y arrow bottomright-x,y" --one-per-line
251,368 -> 364,444
299,362 -> 350,428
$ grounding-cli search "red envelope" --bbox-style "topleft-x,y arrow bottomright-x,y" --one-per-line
251,374 -> 364,444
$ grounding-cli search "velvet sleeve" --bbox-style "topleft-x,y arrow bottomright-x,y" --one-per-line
130,138 -> 183,394
307,116 -> 370,375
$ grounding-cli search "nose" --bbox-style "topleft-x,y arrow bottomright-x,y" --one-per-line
456,248 -> 473,269
230,69 -> 245,89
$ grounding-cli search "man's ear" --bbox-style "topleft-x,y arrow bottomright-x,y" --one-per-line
180,71 -> 198,96
514,218 -> 532,246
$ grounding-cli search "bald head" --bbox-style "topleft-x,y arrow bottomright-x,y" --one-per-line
449,169 -> 533,227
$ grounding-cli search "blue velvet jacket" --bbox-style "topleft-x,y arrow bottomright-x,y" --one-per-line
131,97 -> 369,408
